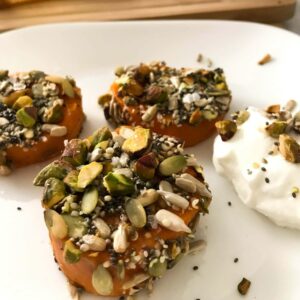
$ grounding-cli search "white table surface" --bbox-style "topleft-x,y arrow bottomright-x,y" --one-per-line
285,1 -> 300,34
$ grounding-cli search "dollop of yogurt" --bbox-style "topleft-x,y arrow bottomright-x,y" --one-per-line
213,106 -> 300,230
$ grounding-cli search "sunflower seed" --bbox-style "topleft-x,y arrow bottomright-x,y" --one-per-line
180,173 -> 211,198
113,224 -> 128,253
93,218 -> 111,238
175,177 -> 197,193
82,234 -> 106,251
159,180 -> 173,192
158,191 -> 189,209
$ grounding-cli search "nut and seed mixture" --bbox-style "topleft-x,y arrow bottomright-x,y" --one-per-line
0,70 -> 78,175
99,61 -> 231,129
216,100 -> 300,193
34,126 -> 211,296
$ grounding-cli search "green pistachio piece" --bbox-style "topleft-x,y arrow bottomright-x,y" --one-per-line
92,265 -> 114,296
236,110 -> 250,125
13,96 -> 32,110
62,139 -> 88,166
103,172 -> 135,196
81,186 -> 98,214
266,121 -> 287,138
0,70 -> 8,80
16,106 -> 37,128
63,170 -> 84,192
125,198 -> 147,228
215,120 -> 237,141
29,70 -> 45,81
95,140 -> 109,150
206,88 -> 230,96
44,209 -> 68,239
148,259 -> 167,277
202,110 -> 218,120
159,155 -> 187,176
62,214 -> 87,238
90,127 -> 112,148
42,178 -> 66,208
77,162 -> 103,189
122,127 -> 151,154
44,103 -> 64,123
33,160 -> 73,186
63,240 -> 81,264
279,134 -> 300,163
98,93 -> 112,106
189,108 -> 202,125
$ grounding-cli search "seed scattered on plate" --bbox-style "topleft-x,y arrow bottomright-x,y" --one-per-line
258,54 -> 272,65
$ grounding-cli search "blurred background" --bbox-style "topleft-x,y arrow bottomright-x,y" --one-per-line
0,0 -> 298,33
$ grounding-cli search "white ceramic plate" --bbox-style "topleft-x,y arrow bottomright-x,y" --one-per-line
0,21 -> 300,300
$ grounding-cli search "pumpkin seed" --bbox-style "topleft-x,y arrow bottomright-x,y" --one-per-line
159,155 -> 187,176
81,186 -> 98,214
62,214 -> 87,238
44,209 -> 68,239
125,198 -> 147,228
202,109 -> 218,120
148,259 -> 167,277
122,273 -> 150,290
45,75 -> 75,98
92,265 -> 113,296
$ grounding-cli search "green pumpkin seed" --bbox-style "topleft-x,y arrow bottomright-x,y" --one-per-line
159,155 -> 187,176
148,258 -> 167,277
125,198 -> 146,228
81,186 -> 98,214
44,209 -> 68,239
92,265 -> 113,296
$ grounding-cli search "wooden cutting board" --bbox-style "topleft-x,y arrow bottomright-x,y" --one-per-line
0,0 -> 296,31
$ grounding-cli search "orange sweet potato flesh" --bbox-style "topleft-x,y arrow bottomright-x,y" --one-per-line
111,83 -> 224,147
51,205 -> 200,297
6,91 -> 84,168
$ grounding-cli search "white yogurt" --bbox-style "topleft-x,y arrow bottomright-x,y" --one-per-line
213,107 -> 300,230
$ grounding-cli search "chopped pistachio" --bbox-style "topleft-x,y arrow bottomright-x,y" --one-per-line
266,121 -> 287,138
42,178 -> 66,208
13,95 -> 32,110
215,120 -> 237,141
63,170 -> 84,192
279,134 -> 300,163
16,106 -> 37,128
77,162 -> 103,189
148,259 -> 167,277
62,139 -> 88,166
189,108 -> 202,125
236,110 -> 250,125
64,240 -> 81,264
202,109 -> 218,120
90,127 -> 112,148
98,93 -> 112,106
122,127 -> 151,154
103,172 -> 135,196
33,160 -> 73,186
44,103 -> 64,123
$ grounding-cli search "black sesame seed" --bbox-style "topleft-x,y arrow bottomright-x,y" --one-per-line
227,201 -> 232,207
261,167 -> 267,172
234,258 -> 239,263
292,192 -> 297,198
17,207 -> 22,211
265,178 -> 270,183
193,266 -> 199,271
